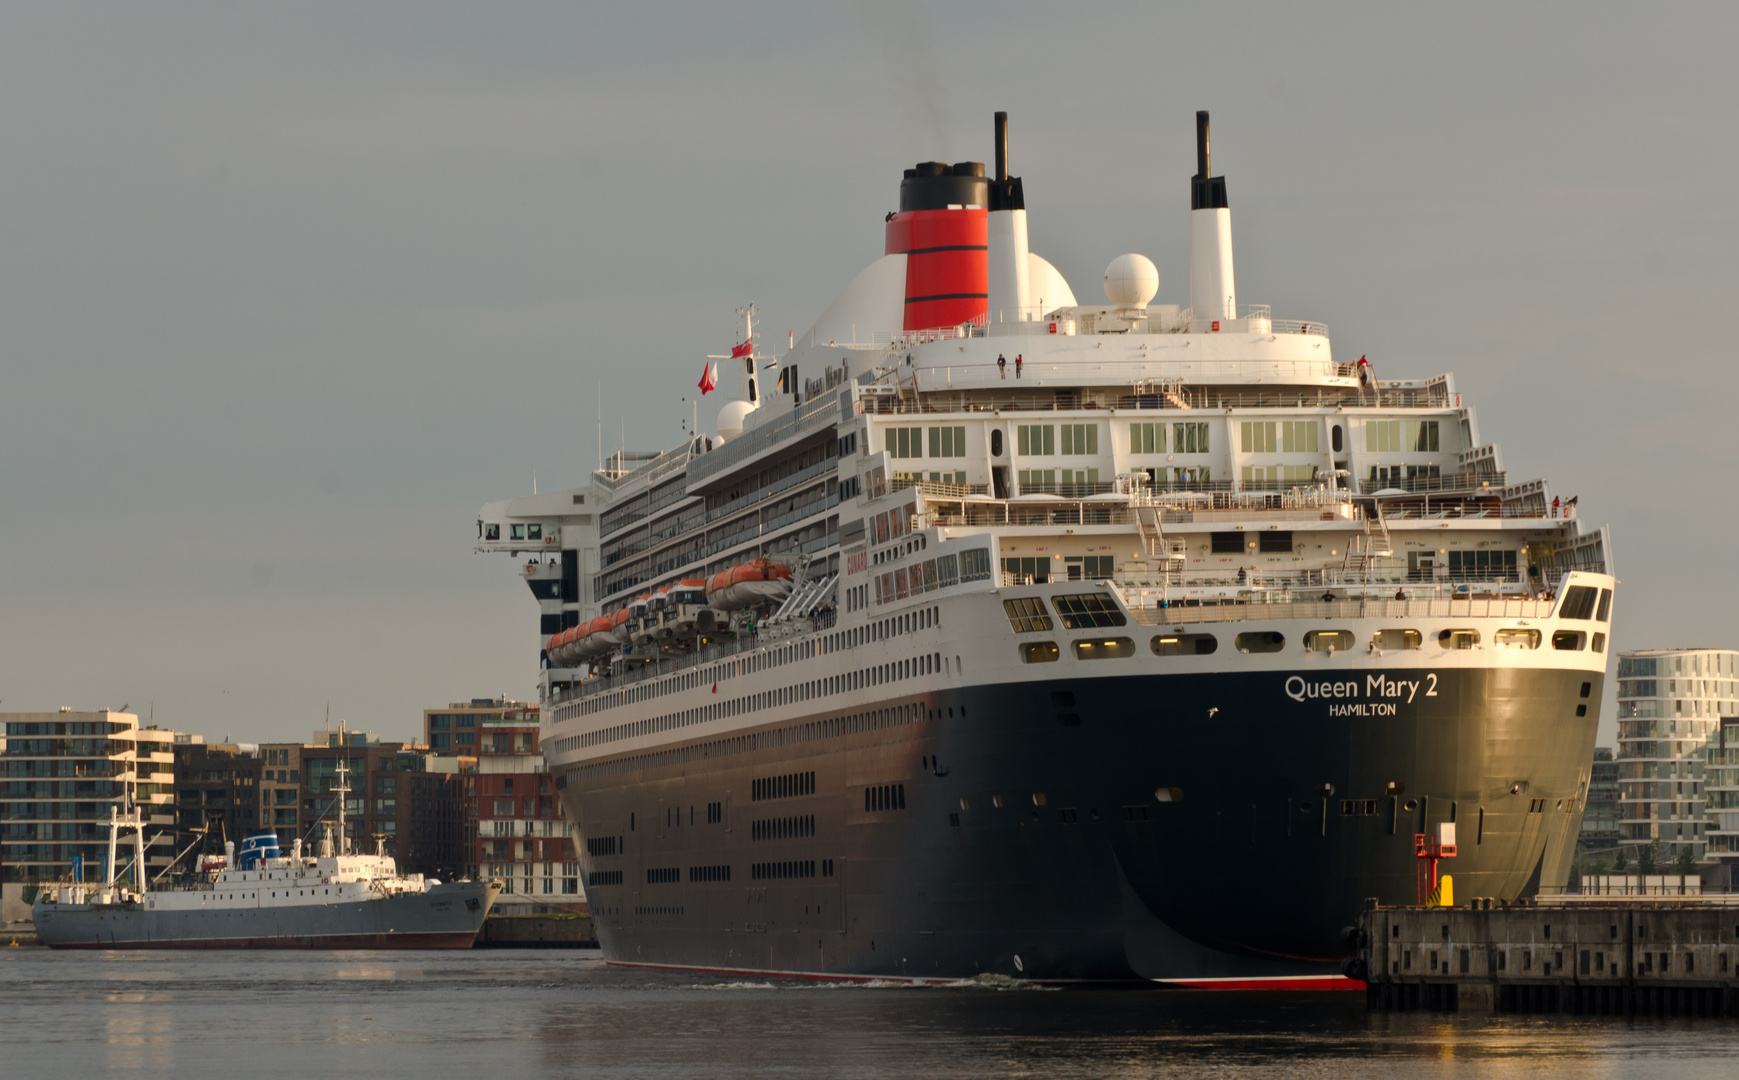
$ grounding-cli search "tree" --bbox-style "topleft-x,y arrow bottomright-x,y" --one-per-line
1610,847 -> 1628,873
1638,840 -> 1660,876
1674,845 -> 1698,876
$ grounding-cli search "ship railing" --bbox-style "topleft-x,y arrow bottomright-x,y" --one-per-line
1114,594 -> 1560,626
1360,472 -> 1507,496
861,382 -> 1452,414
705,457 -> 839,523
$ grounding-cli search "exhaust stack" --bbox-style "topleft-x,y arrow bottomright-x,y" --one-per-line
987,111 -> 1033,323
1189,110 -> 1236,329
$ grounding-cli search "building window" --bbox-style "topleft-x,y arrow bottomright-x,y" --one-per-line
1129,422 -> 1163,454
1366,420 -> 1439,453
885,428 -> 921,459
1016,425 -> 1055,456
1174,422 -> 1210,454
1060,424 -> 1097,455
927,426 -> 966,458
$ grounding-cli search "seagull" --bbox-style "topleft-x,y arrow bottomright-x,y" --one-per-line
1208,707 -> 1220,718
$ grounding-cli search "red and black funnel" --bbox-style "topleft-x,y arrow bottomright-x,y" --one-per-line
884,161 -> 988,331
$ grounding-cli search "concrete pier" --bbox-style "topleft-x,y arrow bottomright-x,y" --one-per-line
1356,898 -> 1739,1015
476,912 -> 598,949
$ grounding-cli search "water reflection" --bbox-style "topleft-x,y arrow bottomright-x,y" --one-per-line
1,950 -> 1734,1079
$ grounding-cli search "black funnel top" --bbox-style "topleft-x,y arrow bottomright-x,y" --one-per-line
1191,109 -> 1228,210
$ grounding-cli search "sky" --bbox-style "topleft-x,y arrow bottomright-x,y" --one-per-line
2,1 -> 1735,746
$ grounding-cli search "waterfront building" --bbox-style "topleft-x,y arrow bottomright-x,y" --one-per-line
1615,649 -> 1739,866
464,703 -> 576,907
1,710 -> 182,910
1578,747 -> 1622,871
172,739 -> 262,859
1702,718 -> 1739,889
423,697 -> 537,755
258,733 -> 465,879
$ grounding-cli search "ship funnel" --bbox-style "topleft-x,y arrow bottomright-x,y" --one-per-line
1189,110 -> 1236,329
885,158 -> 989,331
986,111 -> 1032,325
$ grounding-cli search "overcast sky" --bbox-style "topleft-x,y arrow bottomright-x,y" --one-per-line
2,1 -> 1733,746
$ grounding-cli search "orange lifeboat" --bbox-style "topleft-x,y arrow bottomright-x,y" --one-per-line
574,615 -> 615,659
547,624 -> 588,668
705,559 -> 794,611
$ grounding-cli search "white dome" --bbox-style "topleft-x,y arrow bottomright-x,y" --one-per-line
1103,253 -> 1159,308
715,399 -> 754,442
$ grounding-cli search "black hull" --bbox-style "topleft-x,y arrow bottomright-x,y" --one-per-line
562,666 -> 1600,983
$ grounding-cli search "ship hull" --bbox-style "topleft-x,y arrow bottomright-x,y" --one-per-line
32,880 -> 499,950
564,666 -> 1600,983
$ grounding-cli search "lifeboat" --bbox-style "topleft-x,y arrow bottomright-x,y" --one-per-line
546,625 -> 582,668
704,559 -> 794,611
596,606 -> 633,649
574,615 -> 616,659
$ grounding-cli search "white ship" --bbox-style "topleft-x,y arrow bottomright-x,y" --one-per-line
34,753 -> 500,949
479,111 -> 1614,985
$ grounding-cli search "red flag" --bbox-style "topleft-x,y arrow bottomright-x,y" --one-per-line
711,682 -> 718,693
729,339 -> 752,359
698,362 -> 718,395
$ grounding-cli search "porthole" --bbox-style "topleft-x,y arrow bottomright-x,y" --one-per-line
1303,629 -> 1355,653
1019,642 -> 1060,664
1372,629 -> 1421,651
1438,629 -> 1480,650
1151,633 -> 1217,656
1072,637 -> 1134,660
1235,631 -> 1285,654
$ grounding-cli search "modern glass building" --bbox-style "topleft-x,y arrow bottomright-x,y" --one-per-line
1703,718 -> 1739,889
1,710 -> 182,890
1615,648 -> 1739,868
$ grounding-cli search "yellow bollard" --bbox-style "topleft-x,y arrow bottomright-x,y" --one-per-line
1427,874 -> 1454,908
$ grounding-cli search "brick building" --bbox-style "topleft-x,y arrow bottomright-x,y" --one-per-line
466,706 -> 579,907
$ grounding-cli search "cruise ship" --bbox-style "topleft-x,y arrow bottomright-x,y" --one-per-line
477,112 -> 1614,985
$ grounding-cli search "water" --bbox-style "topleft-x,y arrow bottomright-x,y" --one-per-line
5,947 -> 1738,1078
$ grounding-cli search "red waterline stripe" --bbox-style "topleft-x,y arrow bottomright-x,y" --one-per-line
1157,974 -> 1365,991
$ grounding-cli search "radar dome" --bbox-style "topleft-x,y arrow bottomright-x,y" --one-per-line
1103,254 -> 1159,309
715,398 -> 754,442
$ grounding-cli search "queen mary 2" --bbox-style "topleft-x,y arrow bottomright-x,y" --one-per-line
476,111 -> 1613,986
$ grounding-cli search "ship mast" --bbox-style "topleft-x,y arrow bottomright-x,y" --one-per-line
334,720 -> 349,856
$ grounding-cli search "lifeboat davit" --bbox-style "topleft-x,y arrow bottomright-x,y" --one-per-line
630,592 -> 660,647
705,560 -> 794,611
663,579 -> 711,639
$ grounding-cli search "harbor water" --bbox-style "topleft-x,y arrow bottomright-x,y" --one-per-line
5,947 -> 1739,1078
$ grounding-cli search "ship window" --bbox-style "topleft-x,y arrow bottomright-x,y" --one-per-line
991,429 -> 1004,456
1210,532 -> 1244,554
1592,632 -> 1606,653
1552,630 -> 1586,651
1234,631 -> 1285,654
1303,630 -> 1354,653
1494,628 -> 1541,650
1050,594 -> 1126,628
1020,642 -> 1060,664
1259,531 -> 1294,554
1596,588 -> 1613,622
1151,633 -> 1217,656
1439,629 -> 1480,650
1373,629 -> 1421,651
1072,638 -> 1134,660
1558,585 -> 1599,620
